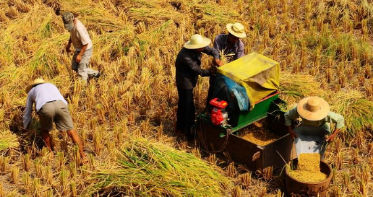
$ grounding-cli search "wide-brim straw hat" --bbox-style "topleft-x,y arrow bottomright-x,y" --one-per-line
226,23 -> 247,38
297,96 -> 330,121
184,34 -> 211,49
26,78 -> 46,93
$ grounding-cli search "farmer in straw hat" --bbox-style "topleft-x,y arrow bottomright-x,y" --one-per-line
175,34 -> 223,139
213,22 -> 246,62
62,12 -> 100,81
207,22 -> 247,103
23,79 -> 86,162
284,96 -> 345,142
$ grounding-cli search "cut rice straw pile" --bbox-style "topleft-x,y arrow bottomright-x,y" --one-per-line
0,130 -> 19,151
330,90 -> 373,135
280,73 -> 373,136
84,137 -> 231,196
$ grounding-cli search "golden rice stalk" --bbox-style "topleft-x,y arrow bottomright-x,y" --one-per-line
342,172 -> 350,188
71,182 -> 77,197
239,172 -> 252,189
10,166 -> 19,184
336,151 -> 343,170
0,130 -> 19,151
23,154 -> 31,172
226,162 -> 237,178
231,185 -> 242,197
0,156 -> 9,173
32,178 -> 41,197
23,172 -> 31,194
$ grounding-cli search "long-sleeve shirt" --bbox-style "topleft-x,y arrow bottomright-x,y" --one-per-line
23,83 -> 67,128
213,34 -> 244,62
284,106 -> 345,133
175,46 -> 220,89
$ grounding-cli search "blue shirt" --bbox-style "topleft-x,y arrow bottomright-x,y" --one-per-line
23,83 -> 67,128
213,34 -> 245,62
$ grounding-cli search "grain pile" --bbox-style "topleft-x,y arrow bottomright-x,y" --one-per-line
288,153 -> 328,183
239,121 -> 280,146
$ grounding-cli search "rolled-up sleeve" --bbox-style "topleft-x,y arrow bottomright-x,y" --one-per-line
284,106 -> 299,126
203,46 -> 220,60
237,41 -> 245,59
23,95 -> 33,129
328,112 -> 345,129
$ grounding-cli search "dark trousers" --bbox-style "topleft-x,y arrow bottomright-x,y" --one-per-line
206,74 -> 216,111
176,86 -> 195,139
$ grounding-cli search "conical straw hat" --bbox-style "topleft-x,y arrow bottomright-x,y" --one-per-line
26,78 -> 46,93
184,34 -> 211,49
297,96 -> 330,121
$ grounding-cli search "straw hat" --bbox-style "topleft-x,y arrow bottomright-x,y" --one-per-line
184,34 -> 211,49
297,96 -> 330,121
26,78 -> 46,93
226,23 -> 246,38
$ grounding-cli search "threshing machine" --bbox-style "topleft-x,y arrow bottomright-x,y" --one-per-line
195,52 -> 294,175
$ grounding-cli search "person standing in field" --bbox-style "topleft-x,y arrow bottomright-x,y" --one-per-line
284,96 -> 345,142
23,79 -> 86,162
213,22 -> 246,62
62,12 -> 100,81
206,22 -> 247,104
175,34 -> 223,139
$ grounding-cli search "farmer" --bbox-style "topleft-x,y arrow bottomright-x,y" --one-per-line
213,22 -> 246,62
207,22 -> 246,103
62,12 -> 100,81
284,96 -> 345,142
23,79 -> 86,162
175,34 -> 223,139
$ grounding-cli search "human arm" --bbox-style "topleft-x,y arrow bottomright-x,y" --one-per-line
284,106 -> 300,140
66,36 -> 72,53
236,40 -> 245,59
325,112 -> 345,142
326,128 -> 340,142
182,53 -> 211,77
23,95 -> 34,129
76,44 -> 88,63
203,46 -> 223,67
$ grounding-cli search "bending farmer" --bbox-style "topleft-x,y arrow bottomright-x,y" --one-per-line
284,96 -> 345,142
175,34 -> 223,139
23,79 -> 86,162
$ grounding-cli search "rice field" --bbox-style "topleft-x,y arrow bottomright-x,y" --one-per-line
0,0 -> 373,196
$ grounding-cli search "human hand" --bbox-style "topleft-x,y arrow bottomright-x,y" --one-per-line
326,134 -> 335,142
214,59 -> 224,67
290,131 -> 298,140
76,54 -> 82,63
66,44 -> 71,53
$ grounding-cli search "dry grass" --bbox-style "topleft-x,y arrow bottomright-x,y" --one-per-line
0,0 -> 372,196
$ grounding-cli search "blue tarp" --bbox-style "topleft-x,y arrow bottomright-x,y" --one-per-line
213,74 -> 250,111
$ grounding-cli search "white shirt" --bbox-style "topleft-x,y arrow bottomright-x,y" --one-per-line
23,83 -> 67,128
70,19 -> 92,51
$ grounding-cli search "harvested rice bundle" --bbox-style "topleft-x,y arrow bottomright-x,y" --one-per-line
84,137 -> 232,196
0,130 -> 19,151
